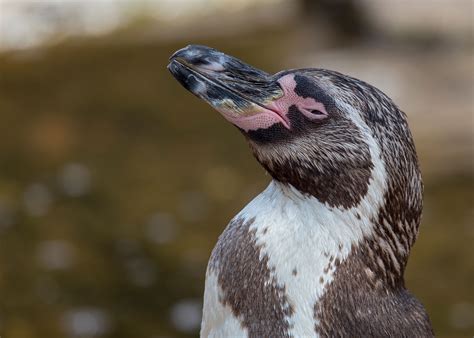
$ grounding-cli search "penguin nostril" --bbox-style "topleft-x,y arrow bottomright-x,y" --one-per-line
196,59 -> 226,72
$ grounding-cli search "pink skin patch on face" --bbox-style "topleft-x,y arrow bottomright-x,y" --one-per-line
215,74 -> 328,132
268,74 -> 328,122
218,104 -> 290,131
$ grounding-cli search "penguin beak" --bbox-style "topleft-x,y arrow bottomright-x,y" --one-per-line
168,45 -> 288,130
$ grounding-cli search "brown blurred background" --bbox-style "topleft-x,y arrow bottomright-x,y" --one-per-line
0,0 -> 472,337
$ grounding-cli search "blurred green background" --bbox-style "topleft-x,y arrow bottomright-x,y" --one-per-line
0,0 -> 472,337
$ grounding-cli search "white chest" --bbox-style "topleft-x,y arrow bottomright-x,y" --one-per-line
201,179 -> 383,337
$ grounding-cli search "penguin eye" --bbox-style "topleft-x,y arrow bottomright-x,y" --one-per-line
300,106 -> 328,120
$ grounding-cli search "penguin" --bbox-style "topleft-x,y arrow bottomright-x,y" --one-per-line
168,44 -> 433,338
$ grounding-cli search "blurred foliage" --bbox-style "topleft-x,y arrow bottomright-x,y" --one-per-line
0,25 -> 472,338
0,28 -> 288,338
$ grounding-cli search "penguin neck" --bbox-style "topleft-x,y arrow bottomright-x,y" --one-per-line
238,178 -> 382,253
236,178 -> 409,291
